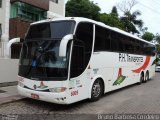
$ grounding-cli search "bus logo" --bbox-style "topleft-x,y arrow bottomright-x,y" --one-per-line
37,81 -> 48,89
113,68 -> 126,86
132,56 -> 151,73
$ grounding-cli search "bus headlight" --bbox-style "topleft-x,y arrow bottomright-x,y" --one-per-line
49,87 -> 67,93
18,82 -> 24,88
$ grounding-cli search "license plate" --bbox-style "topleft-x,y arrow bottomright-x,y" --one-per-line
31,93 -> 39,99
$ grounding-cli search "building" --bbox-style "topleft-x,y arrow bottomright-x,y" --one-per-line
0,0 -> 10,57
0,0 -> 65,58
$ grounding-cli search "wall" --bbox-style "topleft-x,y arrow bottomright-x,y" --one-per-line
0,0 -> 5,38
0,0 -> 10,42
10,0 -> 49,10
0,59 -> 19,83
0,0 -> 10,58
49,0 -> 65,18
9,17 -> 30,40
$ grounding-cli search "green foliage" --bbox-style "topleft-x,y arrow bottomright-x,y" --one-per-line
120,11 -> 143,34
111,6 -> 118,17
66,0 -> 145,35
142,32 -> 155,41
155,33 -> 160,44
66,0 -> 101,21
99,13 -> 125,30
156,44 -> 160,52
99,6 -> 125,30
156,56 -> 159,65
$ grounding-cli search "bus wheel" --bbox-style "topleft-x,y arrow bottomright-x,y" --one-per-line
138,72 -> 144,84
141,72 -> 145,83
145,71 -> 149,82
91,79 -> 103,101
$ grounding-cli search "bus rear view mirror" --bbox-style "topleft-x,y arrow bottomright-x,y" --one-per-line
59,34 -> 73,57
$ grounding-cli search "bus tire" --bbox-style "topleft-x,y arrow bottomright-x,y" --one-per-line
145,71 -> 149,82
141,72 -> 145,83
90,79 -> 103,101
138,72 -> 144,85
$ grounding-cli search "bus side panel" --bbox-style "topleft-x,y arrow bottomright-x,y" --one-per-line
67,53 -> 156,103
90,52 -> 151,92
68,73 -> 91,103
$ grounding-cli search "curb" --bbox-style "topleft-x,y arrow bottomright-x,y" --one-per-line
0,81 -> 18,87
0,95 -> 25,105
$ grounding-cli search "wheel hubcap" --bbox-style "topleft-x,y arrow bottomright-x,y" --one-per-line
92,82 -> 101,98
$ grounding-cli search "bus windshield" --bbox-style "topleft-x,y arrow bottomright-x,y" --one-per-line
18,21 -> 75,80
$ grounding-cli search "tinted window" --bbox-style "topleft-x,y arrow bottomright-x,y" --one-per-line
70,22 -> 93,78
19,40 -> 70,80
76,23 -> 93,52
134,40 -> 142,55
110,31 -> 119,52
70,41 -> 85,78
144,43 -> 155,56
76,22 -> 93,67
93,25 -> 155,56
94,25 -> 111,51
26,21 -> 75,39
118,35 -> 125,52
124,37 -> 134,53
50,21 -> 75,38
27,23 -> 51,39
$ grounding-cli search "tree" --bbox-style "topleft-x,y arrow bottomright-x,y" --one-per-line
156,44 -> 160,54
117,0 -> 138,13
120,11 -> 143,34
111,6 -> 118,17
66,0 -> 101,21
99,13 -> 125,30
117,0 -> 143,34
99,6 -> 125,30
142,32 -> 155,41
155,33 -> 160,44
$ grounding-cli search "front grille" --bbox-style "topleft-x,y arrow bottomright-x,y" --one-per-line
24,86 -> 50,92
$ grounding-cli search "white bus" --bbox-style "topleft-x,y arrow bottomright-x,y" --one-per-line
17,17 -> 156,104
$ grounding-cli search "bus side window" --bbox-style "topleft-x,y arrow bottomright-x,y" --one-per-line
110,31 -> 119,52
75,22 -> 93,67
94,25 -> 111,52
94,26 -> 105,51
118,35 -> 125,52
75,22 -> 93,53
126,38 -> 134,54
70,22 -> 93,78
70,41 -> 85,78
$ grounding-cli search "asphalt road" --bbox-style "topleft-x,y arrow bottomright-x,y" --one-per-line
0,73 -> 160,120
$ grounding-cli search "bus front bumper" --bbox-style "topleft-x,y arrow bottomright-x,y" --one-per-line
17,85 -> 70,104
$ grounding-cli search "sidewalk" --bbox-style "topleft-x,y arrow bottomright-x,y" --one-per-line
0,85 -> 25,105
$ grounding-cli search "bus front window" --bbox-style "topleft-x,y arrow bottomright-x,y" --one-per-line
18,21 -> 75,80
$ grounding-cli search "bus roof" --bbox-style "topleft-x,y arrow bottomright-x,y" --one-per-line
31,17 -> 155,46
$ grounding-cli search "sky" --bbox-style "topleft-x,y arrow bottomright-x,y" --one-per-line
91,0 -> 160,34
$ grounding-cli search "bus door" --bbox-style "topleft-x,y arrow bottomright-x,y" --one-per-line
68,40 -> 86,102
